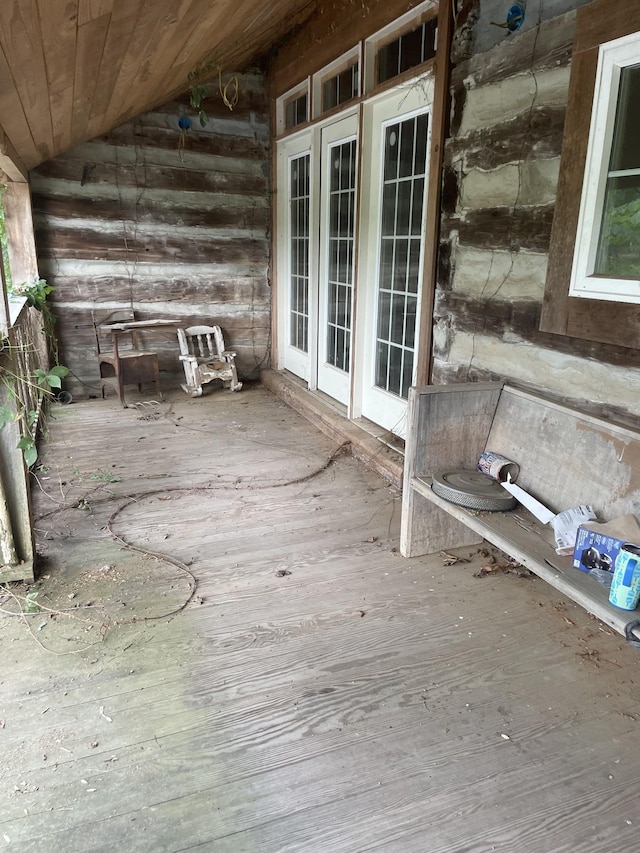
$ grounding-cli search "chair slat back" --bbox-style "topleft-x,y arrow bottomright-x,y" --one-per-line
179,325 -> 224,360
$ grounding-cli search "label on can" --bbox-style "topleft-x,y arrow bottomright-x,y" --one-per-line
477,451 -> 520,483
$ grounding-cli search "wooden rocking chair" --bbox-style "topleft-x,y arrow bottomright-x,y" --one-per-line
177,325 -> 243,397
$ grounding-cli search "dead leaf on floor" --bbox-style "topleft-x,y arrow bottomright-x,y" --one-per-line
474,561 -> 532,579
275,569 -> 292,578
440,551 -> 470,566
578,648 -> 601,667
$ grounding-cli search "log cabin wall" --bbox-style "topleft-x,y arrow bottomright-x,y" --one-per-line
29,72 -> 270,398
433,0 -> 640,427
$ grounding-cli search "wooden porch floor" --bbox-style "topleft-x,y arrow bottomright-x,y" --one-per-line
1,383 -> 640,852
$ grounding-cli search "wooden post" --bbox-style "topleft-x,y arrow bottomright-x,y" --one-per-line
0,467 -> 19,567
416,0 -> 454,386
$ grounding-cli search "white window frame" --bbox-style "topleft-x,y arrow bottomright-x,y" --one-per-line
363,0 -> 437,94
276,79 -> 311,136
570,31 -> 640,304
311,46 -> 362,119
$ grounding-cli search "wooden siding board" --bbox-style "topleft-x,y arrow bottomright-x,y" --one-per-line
35,227 -> 269,265
101,0 -> 176,133
36,0 -> 79,156
78,0 -> 112,26
87,0 -> 147,126
445,106 -> 566,172
0,0 -> 55,163
447,207 -> 555,253
70,14 -> 112,147
104,124 -> 269,160
34,159 -> 267,196
0,49 -> 40,169
32,196 -> 270,231
49,275 -> 270,306
436,291 -> 640,371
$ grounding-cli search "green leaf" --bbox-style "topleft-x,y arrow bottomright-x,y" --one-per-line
17,435 -> 37,467
47,373 -> 62,389
49,365 -> 69,378
199,110 -> 208,127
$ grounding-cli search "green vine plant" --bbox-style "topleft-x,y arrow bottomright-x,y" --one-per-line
187,58 -> 239,127
1,277 -> 68,466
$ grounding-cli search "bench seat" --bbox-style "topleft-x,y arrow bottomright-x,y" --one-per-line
400,382 -> 640,642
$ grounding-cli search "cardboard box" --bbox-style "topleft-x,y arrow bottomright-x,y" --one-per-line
572,515 -> 640,573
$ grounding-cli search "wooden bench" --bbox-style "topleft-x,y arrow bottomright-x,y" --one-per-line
400,382 -> 640,642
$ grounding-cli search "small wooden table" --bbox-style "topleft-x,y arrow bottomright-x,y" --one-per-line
98,319 -> 183,405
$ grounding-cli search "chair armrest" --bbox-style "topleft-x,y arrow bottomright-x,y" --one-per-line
221,350 -> 237,359
178,354 -> 198,363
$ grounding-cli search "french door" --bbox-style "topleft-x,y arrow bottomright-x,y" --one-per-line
277,133 -> 314,382
317,116 -> 358,405
357,84 -> 432,437
276,81 -> 432,437
277,114 -> 358,403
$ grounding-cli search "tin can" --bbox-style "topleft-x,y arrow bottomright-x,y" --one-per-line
477,451 -> 519,483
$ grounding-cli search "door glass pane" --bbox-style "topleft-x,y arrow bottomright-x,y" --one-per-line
375,112 -> 428,398
326,139 -> 357,372
595,64 -> 640,278
289,154 -> 310,352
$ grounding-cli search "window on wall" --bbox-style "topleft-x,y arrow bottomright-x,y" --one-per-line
569,33 -> 640,304
275,1 -> 437,136
278,82 -> 311,134
285,92 -> 309,130
376,17 -> 437,85
322,62 -> 359,113
540,0 -> 640,349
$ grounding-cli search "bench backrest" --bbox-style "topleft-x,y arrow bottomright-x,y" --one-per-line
405,382 -> 640,521
488,386 -> 640,519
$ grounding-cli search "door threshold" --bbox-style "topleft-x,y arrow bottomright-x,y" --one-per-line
261,369 -> 404,490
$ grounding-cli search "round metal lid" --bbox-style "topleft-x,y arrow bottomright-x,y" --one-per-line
431,470 -> 517,512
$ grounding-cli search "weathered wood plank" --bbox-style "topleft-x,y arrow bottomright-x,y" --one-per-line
445,105 -> 566,171
435,291 -> 640,371
36,0 -> 79,155
77,0 -> 112,26
0,47 -> 40,169
69,14 -> 112,147
33,158 -> 267,196
0,0 -> 54,163
32,195 -> 269,230
2,386 -> 640,852
101,0 -> 176,134
35,227 -> 268,265
46,276 -> 270,305
445,206 -> 554,253
86,0 -> 147,125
